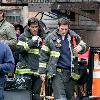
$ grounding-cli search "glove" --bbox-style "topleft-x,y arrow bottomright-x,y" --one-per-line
32,36 -> 42,46
37,37 -> 42,47
32,35 -> 39,42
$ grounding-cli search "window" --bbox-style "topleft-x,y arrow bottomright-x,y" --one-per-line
6,16 -> 21,24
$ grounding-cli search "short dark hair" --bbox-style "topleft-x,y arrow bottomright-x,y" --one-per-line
0,10 -> 5,18
28,17 -> 39,26
14,24 -> 24,33
58,17 -> 70,26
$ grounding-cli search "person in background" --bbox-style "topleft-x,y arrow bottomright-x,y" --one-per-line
0,6 -> 17,52
0,6 -> 17,85
16,17 -> 44,100
14,24 -> 24,40
39,17 -> 88,100
14,24 -> 24,66
0,42 -> 15,100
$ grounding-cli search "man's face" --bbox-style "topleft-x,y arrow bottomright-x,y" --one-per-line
0,10 -> 3,21
58,25 -> 69,36
29,24 -> 39,36
16,27 -> 20,34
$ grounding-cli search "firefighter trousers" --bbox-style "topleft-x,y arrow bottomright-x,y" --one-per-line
31,75 -> 42,100
52,68 -> 75,100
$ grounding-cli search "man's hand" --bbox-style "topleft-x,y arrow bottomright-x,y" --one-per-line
74,45 -> 82,53
32,36 -> 39,42
40,74 -> 46,81
32,36 -> 42,46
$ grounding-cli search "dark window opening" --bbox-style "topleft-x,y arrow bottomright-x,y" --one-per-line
51,10 -> 75,21
81,10 -> 95,14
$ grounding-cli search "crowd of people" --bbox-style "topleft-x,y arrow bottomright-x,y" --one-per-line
0,6 -> 89,100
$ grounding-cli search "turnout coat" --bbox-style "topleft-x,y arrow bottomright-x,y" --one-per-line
39,29 -> 88,77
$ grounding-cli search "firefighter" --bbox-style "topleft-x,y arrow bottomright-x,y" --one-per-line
39,17 -> 88,100
16,17 -> 44,100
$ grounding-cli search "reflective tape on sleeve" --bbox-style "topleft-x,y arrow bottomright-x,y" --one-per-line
17,41 -> 30,51
50,51 -> 60,58
15,68 -> 40,76
41,45 -> 50,52
28,49 -> 39,55
39,62 -> 47,68
15,68 -> 34,74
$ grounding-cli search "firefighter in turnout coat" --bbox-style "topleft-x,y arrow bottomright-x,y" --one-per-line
39,17 -> 88,100
16,17 -> 44,100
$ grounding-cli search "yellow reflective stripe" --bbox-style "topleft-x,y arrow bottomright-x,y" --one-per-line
71,73 -> 80,80
33,49 -> 39,54
28,49 -> 39,55
15,68 -> 40,75
15,68 -> 34,74
34,72 -> 40,76
47,73 -> 52,79
41,45 -> 50,52
50,51 -> 60,58
57,68 -> 62,73
39,62 -> 47,68
17,41 -> 29,51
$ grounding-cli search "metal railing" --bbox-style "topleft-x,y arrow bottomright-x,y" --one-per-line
1,0 -> 100,4
28,0 -> 100,3
28,0 -> 99,3
1,0 -> 27,3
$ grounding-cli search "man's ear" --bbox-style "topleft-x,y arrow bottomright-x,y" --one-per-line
28,26 -> 30,29
57,26 -> 59,30
68,25 -> 70,29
